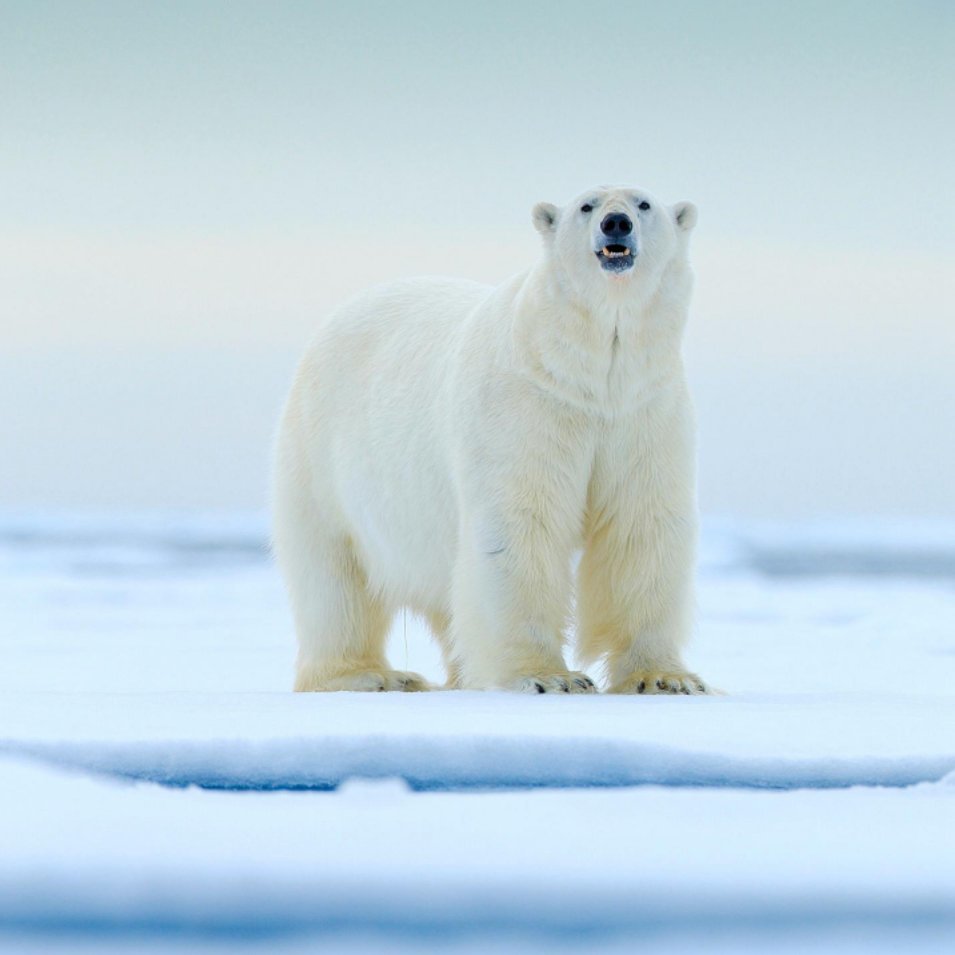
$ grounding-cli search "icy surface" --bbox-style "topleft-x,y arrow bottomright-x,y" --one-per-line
1,512 -> 954,952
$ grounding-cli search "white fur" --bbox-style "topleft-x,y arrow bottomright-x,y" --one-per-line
272,185 -> 709,694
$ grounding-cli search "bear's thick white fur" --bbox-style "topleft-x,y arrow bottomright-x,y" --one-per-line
273,185 -> 709,694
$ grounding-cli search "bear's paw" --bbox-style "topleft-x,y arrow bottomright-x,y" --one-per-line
295,669 -> 431,693
514,672 -> 597,694
609,671 -> 711,696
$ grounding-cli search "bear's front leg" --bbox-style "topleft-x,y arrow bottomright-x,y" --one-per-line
451,538 -> 597,693
446,374 -> 600,693
450,505 -> 597,693
577,396 -> 712,695
578,509 -> 709,694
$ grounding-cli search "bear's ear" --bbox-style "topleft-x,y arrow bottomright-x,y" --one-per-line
672,201 -> 698,233
532,202 -> 559,236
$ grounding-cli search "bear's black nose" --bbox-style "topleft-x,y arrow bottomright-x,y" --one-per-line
600,212 -> 633,237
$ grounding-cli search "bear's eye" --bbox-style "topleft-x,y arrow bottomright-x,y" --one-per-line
580,204 -> 593,214
638,200 -> 651,211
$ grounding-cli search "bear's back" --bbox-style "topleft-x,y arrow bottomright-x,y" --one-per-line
319,276 -> 491,351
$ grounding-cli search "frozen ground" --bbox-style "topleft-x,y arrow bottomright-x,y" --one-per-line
1,512 -> 954,954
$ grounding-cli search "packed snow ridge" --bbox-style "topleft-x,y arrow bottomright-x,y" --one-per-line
2,735 -> 952,793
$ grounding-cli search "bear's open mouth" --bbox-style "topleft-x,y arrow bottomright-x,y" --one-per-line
596,244 -> 635,272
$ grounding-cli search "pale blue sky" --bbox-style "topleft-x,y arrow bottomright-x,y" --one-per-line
2,1 -> 953,514
4,0 -> 953,243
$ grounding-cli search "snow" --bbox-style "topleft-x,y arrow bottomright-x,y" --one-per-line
2,759 -> 955,938
3,692 -> 954,792
1,512 -> 955,952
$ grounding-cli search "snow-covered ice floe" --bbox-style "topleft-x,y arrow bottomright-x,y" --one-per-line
1,512 -> 954,952
2,691 -> 955,792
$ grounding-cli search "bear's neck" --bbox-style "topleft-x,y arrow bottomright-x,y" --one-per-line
512,261 -> 688,414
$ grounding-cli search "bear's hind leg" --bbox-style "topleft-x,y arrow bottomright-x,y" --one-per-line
273,496 -> 429,692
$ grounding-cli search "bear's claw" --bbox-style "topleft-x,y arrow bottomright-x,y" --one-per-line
516,672 -> 597,694
610,671 -> 711,696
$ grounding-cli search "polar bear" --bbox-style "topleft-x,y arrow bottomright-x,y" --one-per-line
272,185 -> 710,694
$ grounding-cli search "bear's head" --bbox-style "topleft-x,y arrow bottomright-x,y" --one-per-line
532,186 -> 696,305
